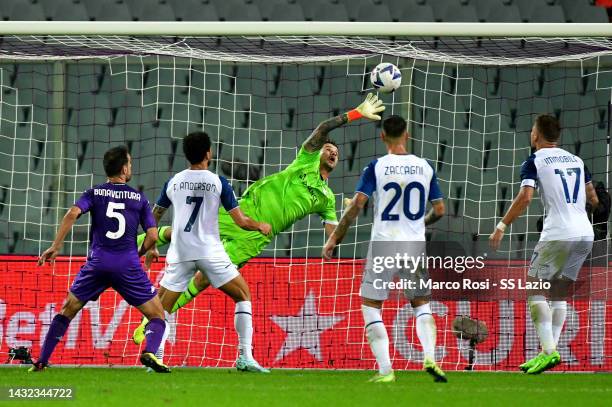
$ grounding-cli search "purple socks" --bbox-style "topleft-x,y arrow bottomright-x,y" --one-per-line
143,318 -> 166,355
38,314 -> 71,365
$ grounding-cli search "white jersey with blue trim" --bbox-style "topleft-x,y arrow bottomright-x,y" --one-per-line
356,154 -> 444,241
156,169 -> 239,263
520,147 -> 593,241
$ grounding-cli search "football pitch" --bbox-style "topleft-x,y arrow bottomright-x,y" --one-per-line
1,367 -> 611,406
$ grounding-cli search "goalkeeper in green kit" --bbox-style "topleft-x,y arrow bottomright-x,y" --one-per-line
133,94 -> 385,347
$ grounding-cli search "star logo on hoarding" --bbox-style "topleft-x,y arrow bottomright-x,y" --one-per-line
270,291 -> 344,362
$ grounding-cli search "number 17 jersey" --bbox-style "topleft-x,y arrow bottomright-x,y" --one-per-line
356,154 -> 444,242
156,169 -> 239,263
520,147 -> 593,241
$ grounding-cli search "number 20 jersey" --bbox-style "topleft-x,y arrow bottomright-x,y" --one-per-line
520,147 -> 593,241
356,154 -> 444,242
156,169 -> 239,263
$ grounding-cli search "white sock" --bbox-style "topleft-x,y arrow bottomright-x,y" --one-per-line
235,301 -> 253,360
529,296 -> 555,354
361,305 -> 392,375
550,300 -> 567,346
154,317 -> 169,362
414,303 -> 436,361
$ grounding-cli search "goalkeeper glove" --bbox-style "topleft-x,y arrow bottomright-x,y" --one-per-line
347,93 -> 385,122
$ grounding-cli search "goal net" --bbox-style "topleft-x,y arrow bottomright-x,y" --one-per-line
0,29 -> 610,371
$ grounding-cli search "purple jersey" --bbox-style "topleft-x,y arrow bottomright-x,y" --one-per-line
74,182 -> 156,268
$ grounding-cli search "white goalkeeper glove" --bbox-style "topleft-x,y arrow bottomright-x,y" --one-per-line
347,93 -> 385,122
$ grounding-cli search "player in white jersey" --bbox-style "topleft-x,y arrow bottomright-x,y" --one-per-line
150,131 -> 272,373
489,114 -> 600,374
322,115 -> 446,383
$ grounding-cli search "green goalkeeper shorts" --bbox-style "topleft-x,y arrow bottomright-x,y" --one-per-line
219,208 -> 272,268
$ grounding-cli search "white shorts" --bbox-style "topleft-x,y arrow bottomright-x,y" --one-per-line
528,237 -> 594,282
160,255 -> 240,292
360,241 -> 430,301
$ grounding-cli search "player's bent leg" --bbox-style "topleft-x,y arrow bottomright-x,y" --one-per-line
137,226 -> 172,249
30,293 -> 85,372
218,275 -> 269,373
170,271 -> 211,313
361,297 -> 394,383
136,296 -> 170,373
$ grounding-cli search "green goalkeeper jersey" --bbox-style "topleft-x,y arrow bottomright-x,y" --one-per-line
238,146 -> 338,235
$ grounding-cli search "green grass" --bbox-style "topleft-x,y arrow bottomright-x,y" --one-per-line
1,367 -> 611,407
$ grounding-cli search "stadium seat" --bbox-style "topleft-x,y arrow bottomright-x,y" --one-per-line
338,0 -> 377,21
431,0 -> 473,21
139,2 -> 177,21
397,4 -> 435,22
173,1 -> 219,21
269,3 -> 306,21
514,0 -> 552,21
559,0 -> 593,19
441,4 -> 479,22
383,0 -> 421,14
8,2 -> 46,21
224,3 -> 262,21
209,0 -> 242,21
528,4 -> 566,22
485,5 -> 522,22
39,0 -> 75,20
124,0 -> 173,21
51,1 -> 90,21
357,3 -> 392,21
569,4 -> 609,22
253,0 -> 287,21
312,3 -> 350,21
298,0 -> 332,20
81,0 -> 113,20
0,0 -> 29,20
95,2 -> 133,21
474,0 -> 506,21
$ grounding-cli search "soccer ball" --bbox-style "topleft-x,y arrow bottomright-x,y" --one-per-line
370,62 -> 402,93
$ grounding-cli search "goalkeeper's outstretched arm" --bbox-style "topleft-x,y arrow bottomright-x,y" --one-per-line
302,93 -> 384,152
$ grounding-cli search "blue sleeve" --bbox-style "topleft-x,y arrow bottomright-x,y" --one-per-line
427,161 -> 444,201
585,165 -> 592,184
355,160 -> 377,197
219,176 -> 239,211
520,154 -> 537,188
155,178 -> 172,208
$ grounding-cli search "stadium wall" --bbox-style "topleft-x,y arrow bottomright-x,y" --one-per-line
1,255 -> 610,371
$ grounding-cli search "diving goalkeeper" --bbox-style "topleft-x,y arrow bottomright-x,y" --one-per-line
133,93 -> 385,344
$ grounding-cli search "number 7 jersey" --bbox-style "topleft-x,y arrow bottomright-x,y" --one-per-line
156,169 -> 239,263
520,147 -> 593,241
356,154 -> 444,241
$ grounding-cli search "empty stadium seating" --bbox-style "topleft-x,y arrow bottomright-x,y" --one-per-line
0,0 -> 607,22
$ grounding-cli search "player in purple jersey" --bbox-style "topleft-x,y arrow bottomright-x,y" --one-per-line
30,146 -> 170,373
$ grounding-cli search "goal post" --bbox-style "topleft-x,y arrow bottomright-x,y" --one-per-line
0,22 -> 610,371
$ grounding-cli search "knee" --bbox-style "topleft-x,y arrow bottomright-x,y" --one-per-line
362,298 -> 383,309
60,296 -> 82,320
194,272 -> 210,291
410,297 -> 429,309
